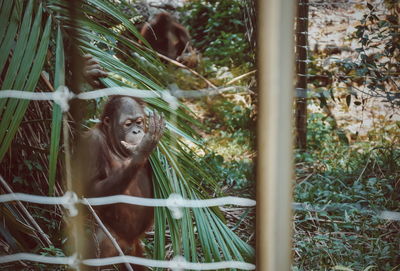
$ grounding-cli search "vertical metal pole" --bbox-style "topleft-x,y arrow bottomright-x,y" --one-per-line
295,0 -> 309,149
65,2 -> 87,270
257,0 -> 295,270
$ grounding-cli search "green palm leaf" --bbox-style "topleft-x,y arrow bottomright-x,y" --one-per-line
48,0 -> 255,265
0,0 -> 255,267
0,0 -> 52,162
48,25 -> 65,195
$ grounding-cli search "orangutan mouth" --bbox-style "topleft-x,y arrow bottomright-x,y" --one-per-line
121,141 -> 137,152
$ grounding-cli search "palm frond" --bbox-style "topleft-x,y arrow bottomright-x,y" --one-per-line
0,0 -> 255,266
0,0 -> 52,162
48,0 -> 255,264
48,26 -> 65,195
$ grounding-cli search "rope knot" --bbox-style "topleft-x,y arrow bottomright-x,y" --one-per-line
62,191 -> 79,217
171,255 -> 186,271
166,193 -> 184,219
53,85 -> 75,112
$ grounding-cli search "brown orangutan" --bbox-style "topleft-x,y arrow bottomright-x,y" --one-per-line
140,12 -> 198,67
76,62 -> 165,270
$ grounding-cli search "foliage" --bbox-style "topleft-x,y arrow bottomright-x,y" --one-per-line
307,2 -> 400,108
176,0 -> 257,202
294,2 -> 400,268
180,0 -> 255,69
0,0 -> 255,269
201,153 -> 254,192
342,2 -> 400,107
293,112 -> 400,270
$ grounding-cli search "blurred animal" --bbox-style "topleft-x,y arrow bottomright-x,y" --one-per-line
140,12 -> 198,67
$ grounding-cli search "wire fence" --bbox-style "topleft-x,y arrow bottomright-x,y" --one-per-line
294,0 -> 400,215
294,0 -> 400,151
295,0 -> 400,94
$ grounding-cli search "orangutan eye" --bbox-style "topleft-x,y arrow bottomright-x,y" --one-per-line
136,119 -> 143,126
124,119 -> 133,127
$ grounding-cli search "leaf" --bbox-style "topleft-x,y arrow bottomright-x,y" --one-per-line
329,88 -> 336,102
0,1 -> 22,77
334,266 -> 354,271
42,0 -> 256,264
346,94 -> 351,107
0,0 -> 34,117
318,93 -> 328,109
0,2 -> 52,162
48,25 -> 64,195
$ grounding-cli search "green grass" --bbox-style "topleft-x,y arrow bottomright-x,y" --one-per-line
293,112 -> 400,270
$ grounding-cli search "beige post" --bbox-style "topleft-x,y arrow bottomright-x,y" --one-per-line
257,0 -> 295,270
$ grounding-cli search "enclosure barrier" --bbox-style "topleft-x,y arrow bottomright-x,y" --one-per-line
3,1 -> 399,270
0,191 -> 256,270
257,0 -> 295,270
294,0 -> 400,149
0,190 -> 256,219
1,86 -> 400,269
0,86 -> 257,270
292,0 -> 400,222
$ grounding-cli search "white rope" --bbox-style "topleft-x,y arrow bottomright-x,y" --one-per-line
0,253 -> 256,270
0,192 -> 256,219
0,192 -> 256,207
0,191 -> 73,205
0,90 -> 55,100
298,1 -> 369,6
2,192 -> 398,221
0,86 -> 75,112
0,253 -> 78,266
292,202 -> 400,221
86,193 -> 256,219
84,255 -> 255,270
0,85 -> 249,112
76,87 -> 159,100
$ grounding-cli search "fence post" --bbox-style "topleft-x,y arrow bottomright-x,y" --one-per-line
65,2 -> 87,269
295,0 -> 309,149
257,0 -> 295,270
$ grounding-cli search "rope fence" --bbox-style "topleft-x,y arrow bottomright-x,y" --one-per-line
299,1 -> 369,5
7,0 -> 397,270
1,81 -> 399,268
0,85 -> 249,112
0,86 -> 257,270
1,2 -> 398,264
1,188 -> 397,269
0,191 -> 397,221
0,190 -> 256,219
0,253 -> 256,270
7,83 -> 393,105
292,202 -> 400,221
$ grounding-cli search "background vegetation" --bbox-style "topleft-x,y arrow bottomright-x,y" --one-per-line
0,0 -> 399,270
292,1 -> 400,270
0,0 -> 255,270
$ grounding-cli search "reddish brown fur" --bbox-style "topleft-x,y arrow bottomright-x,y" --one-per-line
140,12 -> 198,67
76,96 -> 165,271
